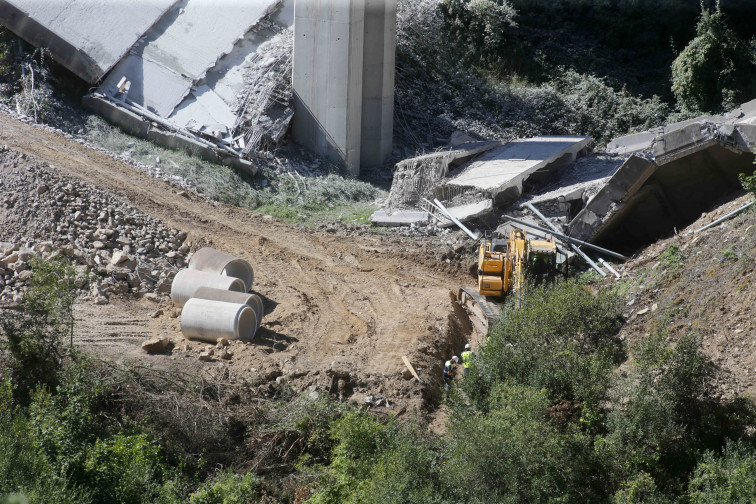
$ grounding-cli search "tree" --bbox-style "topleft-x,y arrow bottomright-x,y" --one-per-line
0,257 -> 79,398
671,4 -> 756,113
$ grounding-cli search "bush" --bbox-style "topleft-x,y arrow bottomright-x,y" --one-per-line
687,442 -> 756,503
466,280 -> 623,421
671,6 -> 756,113
443,383 -> 599,503
0,258 -> 78,399
599,333 -> 746,491
739,166 -> 756,199
441,0 -> 518,70
189,472 -> 261,504
306,411 -> 441,504
84,434 -> 169,504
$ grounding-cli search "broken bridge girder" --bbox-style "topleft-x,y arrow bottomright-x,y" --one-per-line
522,202 -> 607,278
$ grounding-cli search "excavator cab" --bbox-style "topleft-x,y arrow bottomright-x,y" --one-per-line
476,228 -> 562,298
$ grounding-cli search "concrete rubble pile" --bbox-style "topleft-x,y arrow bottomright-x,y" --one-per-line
0,0 -> 295,170
232,29 -> 294,157
375,98 -> 756,254
0,148 -> 189,306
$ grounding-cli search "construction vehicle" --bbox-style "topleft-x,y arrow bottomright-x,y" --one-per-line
459,228 -> 561,333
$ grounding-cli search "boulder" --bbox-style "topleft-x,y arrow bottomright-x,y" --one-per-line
142,337 -> 170,354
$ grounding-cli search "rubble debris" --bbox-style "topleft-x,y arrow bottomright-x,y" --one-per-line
571,99 -> 756,249
371,210 -> 429,227
0,149 -> 187,305
379,99 -> 756,259
142,336 -> 170,354
232,30 -> 294,156
384,140 -> 502,210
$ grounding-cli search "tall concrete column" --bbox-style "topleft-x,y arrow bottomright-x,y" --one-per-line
292,0 -> 365,175
292,0 -> 396,175
361,0 -> 396,169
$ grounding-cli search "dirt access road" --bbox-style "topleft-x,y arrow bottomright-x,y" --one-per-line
0,112 -> 473,411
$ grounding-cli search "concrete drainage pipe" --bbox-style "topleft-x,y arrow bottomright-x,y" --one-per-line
192,287 -> 264,335
171,269 -> 246,307
188,247 -> 254,292
180,299 -> 257,342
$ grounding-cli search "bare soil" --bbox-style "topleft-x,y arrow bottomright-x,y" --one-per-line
0,111 -> 474,414
614,192 -> 756,399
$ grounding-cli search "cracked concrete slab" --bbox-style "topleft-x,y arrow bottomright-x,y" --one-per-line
445,136 -> 591,207
371,210 -> 430,226
0,0 -> 178,82
99,0 -> 281,118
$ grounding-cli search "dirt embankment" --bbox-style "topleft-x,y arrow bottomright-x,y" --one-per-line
0,111 -> 474,414
615,193 -> 756,398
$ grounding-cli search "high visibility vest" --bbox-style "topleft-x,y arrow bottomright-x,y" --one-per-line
461,350 -> 472,368
443,360 -> 454,376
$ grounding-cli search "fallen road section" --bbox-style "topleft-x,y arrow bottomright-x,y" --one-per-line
378,99 -> 756,259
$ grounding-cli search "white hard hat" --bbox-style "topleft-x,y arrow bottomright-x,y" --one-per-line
452,355 -> 459,363
464,343 -> 471,350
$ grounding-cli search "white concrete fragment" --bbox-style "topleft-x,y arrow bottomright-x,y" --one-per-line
370,210 -> 429,226
446,136 -> 591,193
0,0 -> 178,82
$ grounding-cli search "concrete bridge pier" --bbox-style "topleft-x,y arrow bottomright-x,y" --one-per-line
292,0 -> 396,175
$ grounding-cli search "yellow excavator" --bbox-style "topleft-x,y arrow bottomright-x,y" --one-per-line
459,228 -> 560,332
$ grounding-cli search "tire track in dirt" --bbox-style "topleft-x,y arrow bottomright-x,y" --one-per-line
0,112 -> 472,408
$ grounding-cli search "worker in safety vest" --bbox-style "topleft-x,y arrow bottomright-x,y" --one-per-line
442,356 -> 459,398
461,343 -> 473,377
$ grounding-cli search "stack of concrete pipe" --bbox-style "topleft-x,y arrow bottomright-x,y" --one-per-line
171,248 -> 262,343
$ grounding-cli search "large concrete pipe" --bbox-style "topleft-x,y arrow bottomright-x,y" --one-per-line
188,247 -> 254,292
192,287 -> 264,334
180,298 -> 257,342
171,269 -> 246,307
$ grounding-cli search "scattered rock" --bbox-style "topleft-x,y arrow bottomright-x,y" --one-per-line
150,309 -> 164,318
142,337 -> 170,353
144,293 -> 160,303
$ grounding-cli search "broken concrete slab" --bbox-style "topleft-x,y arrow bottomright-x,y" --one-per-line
0,0 -> 178,82
370,210 -> 429,227
99,0 -> 281,118
570,139 -> 754,250
386,141 -> 502,208
445,136 -> 591,207
606,130 -> 658,155
568,155 -> 656,242
440,199 -> 494,226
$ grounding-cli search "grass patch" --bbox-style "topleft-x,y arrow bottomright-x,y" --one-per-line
82,116 -> 381,227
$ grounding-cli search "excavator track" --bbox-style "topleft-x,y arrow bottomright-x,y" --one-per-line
458,287 -> 502,336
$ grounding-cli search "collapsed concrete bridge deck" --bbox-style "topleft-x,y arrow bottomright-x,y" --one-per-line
0,0 -> 397,174
377,99 -> 756,256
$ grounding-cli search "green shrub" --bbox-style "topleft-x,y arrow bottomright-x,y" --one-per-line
306,411 -> 441,504
599,333 -> 737,490
84,434 -> 168,504
687,442 -> 756,503
671,6 -> 756,113
441,0 -> 518,69
0,257 -> 78,400
658,244 -> 685,273
443,383 -> 598,503
189,472 -> 261,504
739,167 -> 756,199
613,472 -> 670,504
467,280 -> 623,420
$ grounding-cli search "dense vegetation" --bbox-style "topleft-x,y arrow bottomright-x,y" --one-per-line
4,262 -> 756,503
303,280 -> 756,503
